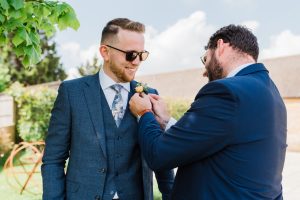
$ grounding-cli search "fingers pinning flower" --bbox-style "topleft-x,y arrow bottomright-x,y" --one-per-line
135,82 -> 149,94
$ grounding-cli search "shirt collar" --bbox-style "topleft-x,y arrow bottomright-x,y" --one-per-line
99,68 -> 130,92
226,62 -> 255,78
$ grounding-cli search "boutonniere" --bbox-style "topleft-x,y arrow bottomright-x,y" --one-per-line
135,82 -> 149,94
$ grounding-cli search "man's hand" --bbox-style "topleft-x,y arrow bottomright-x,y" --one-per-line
149,94 -> 171,130
129,93 -> 152,117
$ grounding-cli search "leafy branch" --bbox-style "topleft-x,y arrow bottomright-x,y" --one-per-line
0,0 -> 80,67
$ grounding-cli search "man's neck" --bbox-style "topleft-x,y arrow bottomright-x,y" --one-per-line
224,55 -> 255,77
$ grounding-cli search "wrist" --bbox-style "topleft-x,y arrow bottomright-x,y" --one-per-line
138,109 -> 153,117
160,115 -> 170,124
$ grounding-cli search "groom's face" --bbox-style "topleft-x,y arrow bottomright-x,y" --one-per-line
107,29 -> 145,83
203,50 -> 224,82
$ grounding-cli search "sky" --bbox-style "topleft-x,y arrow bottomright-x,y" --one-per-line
55,0 -> 300,78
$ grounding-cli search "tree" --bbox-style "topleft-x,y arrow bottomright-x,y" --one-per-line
77,54 -> 102,76
0,0 -> 80,68
3,32 -> 67,86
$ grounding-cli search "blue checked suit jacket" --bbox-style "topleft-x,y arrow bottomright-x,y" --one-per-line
42,73 -> 174,200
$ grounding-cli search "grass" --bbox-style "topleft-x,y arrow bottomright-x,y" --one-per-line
0,154 -> 42,200
0,155 -> 162,200
153,179 -> 162,200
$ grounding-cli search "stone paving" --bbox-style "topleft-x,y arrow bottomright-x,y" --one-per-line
283,151 -> 300,200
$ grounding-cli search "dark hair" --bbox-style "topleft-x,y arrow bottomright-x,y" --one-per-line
205,24 -> 259,61
101,18 -> 145,44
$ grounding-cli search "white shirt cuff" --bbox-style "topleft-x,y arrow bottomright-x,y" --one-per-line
165,117 -> 177,131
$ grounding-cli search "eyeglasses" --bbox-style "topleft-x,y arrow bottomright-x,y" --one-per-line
200,55 -> 207,65
106,45 -> 149,62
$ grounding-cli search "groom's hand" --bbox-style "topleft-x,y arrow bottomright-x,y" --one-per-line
149,94 -> 171,130
129,93 -> 152,117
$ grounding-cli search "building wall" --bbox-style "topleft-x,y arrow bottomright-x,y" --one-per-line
285,99 -> 300,151
0,94 -> 16,152
0,94 -> 15,127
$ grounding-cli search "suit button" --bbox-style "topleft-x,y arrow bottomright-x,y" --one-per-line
99,168 -> 106,173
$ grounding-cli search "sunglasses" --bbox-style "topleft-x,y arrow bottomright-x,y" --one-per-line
200,55 -> 207,65
106,45 -> 149,62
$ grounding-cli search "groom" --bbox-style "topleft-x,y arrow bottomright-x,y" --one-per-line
130,24 -> 287,199
42,18 -> 174,200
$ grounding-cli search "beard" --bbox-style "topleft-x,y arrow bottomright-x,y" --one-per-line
203,51 -> 224,82
109,60 -> 135,83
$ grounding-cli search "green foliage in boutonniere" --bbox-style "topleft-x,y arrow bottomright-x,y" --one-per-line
135,82 -> 149,94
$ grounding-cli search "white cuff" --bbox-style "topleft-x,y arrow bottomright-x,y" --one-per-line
165,117 -> 177,131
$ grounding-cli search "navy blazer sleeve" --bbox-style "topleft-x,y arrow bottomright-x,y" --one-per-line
138,81 -> 237,171
42,82 -> 71,200
147,88 -> 175,199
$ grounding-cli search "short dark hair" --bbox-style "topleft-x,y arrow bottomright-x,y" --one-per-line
101,18 -> 145,44
205,24 -> 259,61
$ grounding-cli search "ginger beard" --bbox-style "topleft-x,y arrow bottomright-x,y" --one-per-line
109,58 -> 138,83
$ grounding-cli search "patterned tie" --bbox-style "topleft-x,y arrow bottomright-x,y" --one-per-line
111,84 -> 125,127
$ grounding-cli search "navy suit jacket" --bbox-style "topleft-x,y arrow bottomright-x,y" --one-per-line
138,63 -> 287,199
41,73 -> 174,200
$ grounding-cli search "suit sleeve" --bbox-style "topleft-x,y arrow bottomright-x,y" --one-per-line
154,169 -> 174,200
41,82 -> 71,200
138,81 -> 237,171
148,87 -> 175,198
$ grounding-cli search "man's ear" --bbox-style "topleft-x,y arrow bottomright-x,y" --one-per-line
216,39 -> 226,56
99,45 -> 109,61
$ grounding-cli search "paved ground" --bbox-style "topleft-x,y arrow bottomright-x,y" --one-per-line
283,151 -> 300,199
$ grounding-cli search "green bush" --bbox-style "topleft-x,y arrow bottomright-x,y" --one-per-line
0,64 -> 11,93
7,83 -> 57,142
165,97 -> 192,120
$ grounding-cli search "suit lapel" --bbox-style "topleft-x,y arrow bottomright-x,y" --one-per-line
120,81 -> 138,122
83,73 -> 107,158
129,80 -> 138,99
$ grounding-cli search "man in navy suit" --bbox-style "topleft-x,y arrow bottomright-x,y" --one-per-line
129,25 -> 287,199
42,18 -> 174,200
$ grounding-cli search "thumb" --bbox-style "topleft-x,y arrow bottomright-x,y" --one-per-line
149,96 -> 157,104
149,93 -> 160,100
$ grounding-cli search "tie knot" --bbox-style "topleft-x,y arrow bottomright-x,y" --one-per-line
111,84 -> 123,93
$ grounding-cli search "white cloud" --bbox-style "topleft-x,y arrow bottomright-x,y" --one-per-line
57,42 -> 101,70
80,44 -> 101,65
139,11 -> 215,75
241,20 -> 260,32
62,11 -> 300,78
261,30 -> 300,59
57,41 -> 102,79
58,42 -> 81,69
222,0 -> 254,6
66,67 -> 80,80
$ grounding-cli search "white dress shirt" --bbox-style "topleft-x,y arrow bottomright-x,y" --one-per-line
99,68 -> 130,111
99,68 -> 130,199
226,62 -> 254,78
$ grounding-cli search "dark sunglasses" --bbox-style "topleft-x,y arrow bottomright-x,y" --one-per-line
106,45 -> 149,62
